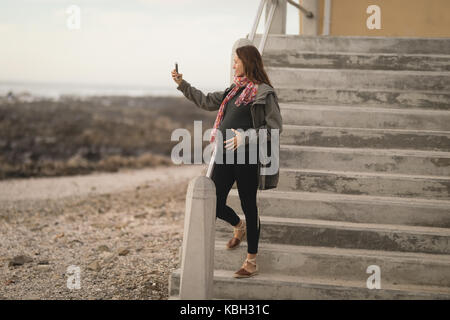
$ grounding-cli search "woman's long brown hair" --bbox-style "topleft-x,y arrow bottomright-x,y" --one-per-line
236,45 -> 273,87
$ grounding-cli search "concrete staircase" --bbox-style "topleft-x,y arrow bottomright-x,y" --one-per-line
169,35 -> 450,299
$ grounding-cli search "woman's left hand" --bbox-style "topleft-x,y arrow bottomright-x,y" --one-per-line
224,128 -> 244,151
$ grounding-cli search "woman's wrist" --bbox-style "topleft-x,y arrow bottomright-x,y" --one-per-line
176,79 -> 187,90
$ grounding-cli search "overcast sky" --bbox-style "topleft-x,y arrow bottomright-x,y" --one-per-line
0,0 -> 300,90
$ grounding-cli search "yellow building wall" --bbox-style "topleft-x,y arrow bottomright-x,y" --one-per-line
300,0 -> 450,37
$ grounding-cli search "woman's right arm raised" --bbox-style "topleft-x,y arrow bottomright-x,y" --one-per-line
172,69 -> 225,112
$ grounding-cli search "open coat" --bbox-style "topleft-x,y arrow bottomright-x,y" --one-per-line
176,79 -> 283,190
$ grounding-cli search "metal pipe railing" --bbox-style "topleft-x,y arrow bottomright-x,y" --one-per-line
247,0 -> 278,55
258,0 -> 278,54
247,0 -> 314,55
287,0 -> 314,18
248,0 -> 267,43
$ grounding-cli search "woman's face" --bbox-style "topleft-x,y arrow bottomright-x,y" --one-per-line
233,54 -> 245,77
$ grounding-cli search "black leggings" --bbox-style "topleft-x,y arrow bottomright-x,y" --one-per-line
212,148 -> 261,254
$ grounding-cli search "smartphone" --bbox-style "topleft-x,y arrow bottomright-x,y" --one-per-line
175,62 -> 178,73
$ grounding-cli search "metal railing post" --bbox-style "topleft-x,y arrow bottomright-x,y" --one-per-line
247,0 -> 316,56
323,0 -> 332,36
248,0 -> 268,42
259,0 -> 279,54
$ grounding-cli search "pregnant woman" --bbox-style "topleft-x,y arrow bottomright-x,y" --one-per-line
171,44 -> 282,278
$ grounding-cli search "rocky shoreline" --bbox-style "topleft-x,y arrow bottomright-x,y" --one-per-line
0,94 -> 216,180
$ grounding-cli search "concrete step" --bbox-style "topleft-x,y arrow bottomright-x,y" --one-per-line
226,189 -> 450,228
214,216 -> 450,255
213,241 -> 450,288
253,34 -> 450,55
279,145 -> 450,176
262,51 -> 450,72
276,87 -> 450,110
169,268 -> 450,300
268,67 -> 450,93
281,124 -> 450,151
280,103 -> 450,131
276,168 -> 450,200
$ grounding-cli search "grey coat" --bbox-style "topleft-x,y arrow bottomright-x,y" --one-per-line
176,79 -> 283,190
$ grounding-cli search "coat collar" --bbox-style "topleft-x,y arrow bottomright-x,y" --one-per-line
228,82 -> 276,106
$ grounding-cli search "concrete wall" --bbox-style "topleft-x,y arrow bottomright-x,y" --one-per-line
299,0 -> 450,37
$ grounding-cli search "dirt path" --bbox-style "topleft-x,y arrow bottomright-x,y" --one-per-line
0,164 -> 206,300
0,164 -> 205,201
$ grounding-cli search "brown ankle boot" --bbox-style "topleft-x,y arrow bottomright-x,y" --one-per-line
233,257 -> 259,278
226,219 -> 246,250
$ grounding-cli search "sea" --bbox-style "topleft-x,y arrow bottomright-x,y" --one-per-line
0,81 -> 220,100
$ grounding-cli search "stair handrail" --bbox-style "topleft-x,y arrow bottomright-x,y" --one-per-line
247,0 -> 274,54
247,0 -> 314,55
287,0 -> 314,18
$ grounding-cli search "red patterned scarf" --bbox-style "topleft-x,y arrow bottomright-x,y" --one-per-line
210,75 -> 259,143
